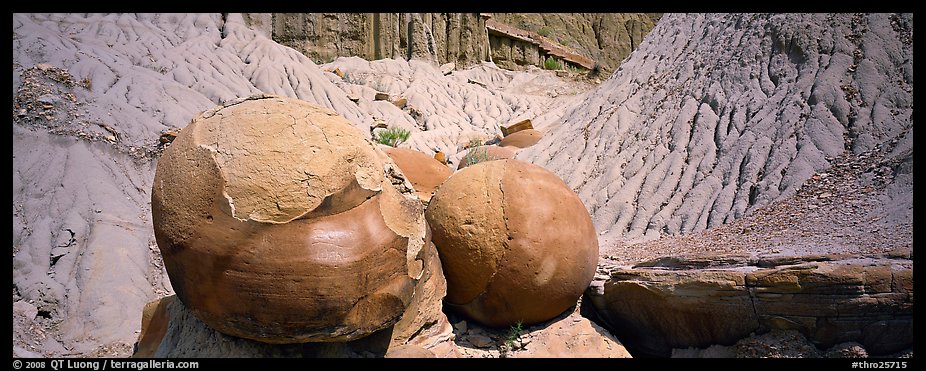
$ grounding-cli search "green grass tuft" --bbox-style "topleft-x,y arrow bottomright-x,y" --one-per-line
537,26 -> 552,37
461,146 -> 497,168
500,320 -> 524,358
543,56 -> 563,70
375,127 -> 411,147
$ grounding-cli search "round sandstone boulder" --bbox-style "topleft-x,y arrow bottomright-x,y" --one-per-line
499,129 -> 543,149
151,95 -> 430,343
383,147 -> 452,203
456,145 -> 516,170
425,159 -> 599,327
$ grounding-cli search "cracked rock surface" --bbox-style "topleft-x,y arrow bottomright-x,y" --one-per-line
425,159 -> 599,327
151,95 -> 429,343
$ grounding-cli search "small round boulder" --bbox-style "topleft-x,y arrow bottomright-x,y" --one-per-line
151,95 -> 429,343
499,129 -> 543,149
425,159 -> 599,327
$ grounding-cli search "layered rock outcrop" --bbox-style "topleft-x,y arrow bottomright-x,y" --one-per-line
270,13 -> 490,68
151,95 -> 431,343
426,159 -> 598,327
586,253 -> 913,357
489,13 -> 660,75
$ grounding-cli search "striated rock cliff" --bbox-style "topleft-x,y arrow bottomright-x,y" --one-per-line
266,13 -> 659,75
270,13 -> 489,68
489,13 -> 660,74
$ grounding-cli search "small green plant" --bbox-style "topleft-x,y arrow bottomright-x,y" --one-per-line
461,146 -> 494,168
537,26 -> 552,37
375,127 -> 411,147
543,56 -> 563,70
567,64 -> 587,74
464,137 -> 484,150
500,320 -> 524,358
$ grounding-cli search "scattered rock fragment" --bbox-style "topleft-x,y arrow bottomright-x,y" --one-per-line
439,62 -> 455,75
433,151 -> 447,165
499,129 -> 543,149
392,96 -> 408,109
500,118 -> 533,137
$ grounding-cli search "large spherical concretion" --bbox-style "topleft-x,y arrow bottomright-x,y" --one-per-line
151,95 -> 429,343
382,147 -> 451,203
425,159 -> 599,327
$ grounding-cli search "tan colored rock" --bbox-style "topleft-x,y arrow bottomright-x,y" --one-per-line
426,159 -> 599,327
433,151 -> 447,165
370,118 -> 389,132
500,118 -> 533,137
499,128 -> 543,149
324,67 -> 345,78
511,308 -> 631,358
133,296 -> 175,358
384,344 -> 436,358
383,147 -> 452,204
588,255 -> 913,357
439,62 -> 455,75
392,96 -> 408,109
151,95 -> 430,343
456,145 -> 516,170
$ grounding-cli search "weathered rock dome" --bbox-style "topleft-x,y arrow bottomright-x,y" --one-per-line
151,95 -> 430,343
425,159 -> 599,327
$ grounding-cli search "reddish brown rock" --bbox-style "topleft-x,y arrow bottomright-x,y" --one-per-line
456,145 -> 516,170
499,129 -> 543,149
133,296 -> 176,357
151,95 -> 430,344
132,229 -> 459,357
383,147 -> 452,203
433,151 -> 447,165
426,159 -> 599,327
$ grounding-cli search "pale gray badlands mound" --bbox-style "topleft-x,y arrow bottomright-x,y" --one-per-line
520,13 -> 913,245
12,12 -> 913,358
